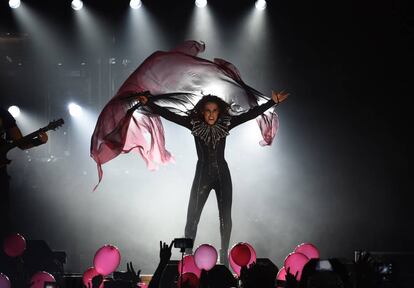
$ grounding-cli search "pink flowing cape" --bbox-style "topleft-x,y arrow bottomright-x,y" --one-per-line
90,41 -> 279,189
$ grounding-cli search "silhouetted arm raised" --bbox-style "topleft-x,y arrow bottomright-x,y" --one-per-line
148,241 -> 173,288
135,93 -> 191,129
146,100 -> 192,129
229,99 -> 276,130
229,90 -> 288,130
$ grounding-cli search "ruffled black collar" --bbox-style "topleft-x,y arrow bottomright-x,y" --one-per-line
191,116 -> 231,149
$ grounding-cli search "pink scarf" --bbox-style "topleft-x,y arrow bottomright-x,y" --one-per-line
90,41 -> 278,189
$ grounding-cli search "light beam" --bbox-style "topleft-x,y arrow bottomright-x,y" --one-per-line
8,105 -> 21,118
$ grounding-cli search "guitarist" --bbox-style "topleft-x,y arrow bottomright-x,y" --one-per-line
0,107 -> 48,239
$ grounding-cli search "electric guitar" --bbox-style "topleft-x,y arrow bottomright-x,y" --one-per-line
0,118 -> 64,168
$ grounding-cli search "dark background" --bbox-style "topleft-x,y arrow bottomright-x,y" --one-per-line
0,0 -> 412,274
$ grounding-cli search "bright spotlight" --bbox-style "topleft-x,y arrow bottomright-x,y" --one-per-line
8,105 -> 21,118
255,0 -> 267,10
130,0 -> 142,9
195,0 -> 207,8
68,103 -> 82,117
71,0 -> 83,11
9,0 -> 21,9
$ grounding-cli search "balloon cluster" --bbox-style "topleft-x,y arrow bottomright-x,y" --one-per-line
277,242 -> 320,281
2,234 -> 122,288
2,233 -> 57,288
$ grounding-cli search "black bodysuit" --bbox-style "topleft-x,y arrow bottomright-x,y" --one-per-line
147,99 -> 276,257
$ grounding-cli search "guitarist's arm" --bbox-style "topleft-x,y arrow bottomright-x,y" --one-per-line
8,126 -> 48,149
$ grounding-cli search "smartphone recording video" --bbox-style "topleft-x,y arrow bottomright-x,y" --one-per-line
173,238 -> 194,250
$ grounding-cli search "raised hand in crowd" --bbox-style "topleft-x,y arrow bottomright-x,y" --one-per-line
126,262 -> 141,287
285,267 -> 299,288
159,240 -> 173,265
148,240 -> 174,288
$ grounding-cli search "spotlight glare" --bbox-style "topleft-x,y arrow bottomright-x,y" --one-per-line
130,0 -> 142,9
68,103 -> 82,117
9,0 -> 21,9
8,105 -> 21,118
195,0 -> 207,8
255,0 -> 267,10
71,0 -> 83,11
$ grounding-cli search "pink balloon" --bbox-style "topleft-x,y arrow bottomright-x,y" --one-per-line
3,233 -> 26,257
30,271 -> 56,288
294,243 -> 320,259
138,282 -> 148,288
177,272 -> 199,288
276,266 -> 287,281
284,252 -> 309,280
229,254 -> 241,276
245,243 -> 257,264
230,243 -> 251,267
178,255 -> 201,278
194,244 -> 218,271
82,267 -> 103,288
229,242 -> 257,276
0,273 -> 11,288
93,244 -> 121,276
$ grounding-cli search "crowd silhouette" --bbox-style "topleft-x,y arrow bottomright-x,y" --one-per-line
0,233 -> 396,288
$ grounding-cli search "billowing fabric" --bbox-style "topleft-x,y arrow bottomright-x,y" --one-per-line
90,41 -> 278,189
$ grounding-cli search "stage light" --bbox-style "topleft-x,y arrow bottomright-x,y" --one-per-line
130,0 -> 142,9
8,105 -> 21,118
9,0 -> 20,9
71,0 -> 83,11
68,103 -> 82,117
195,0 -> 207,8
255,0 -> 267,10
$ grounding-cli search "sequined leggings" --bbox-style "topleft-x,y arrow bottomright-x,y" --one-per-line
184,160 -> 232,253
